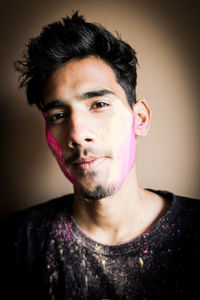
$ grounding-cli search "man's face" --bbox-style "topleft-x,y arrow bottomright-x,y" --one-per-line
43,56 -> 136,200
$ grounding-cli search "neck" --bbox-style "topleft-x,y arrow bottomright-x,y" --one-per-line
72,165 -> 169,245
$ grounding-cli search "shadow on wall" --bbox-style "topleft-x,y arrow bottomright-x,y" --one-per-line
0,96 -> 45,218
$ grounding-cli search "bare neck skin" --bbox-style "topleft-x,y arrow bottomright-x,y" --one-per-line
72,164 -> 170,245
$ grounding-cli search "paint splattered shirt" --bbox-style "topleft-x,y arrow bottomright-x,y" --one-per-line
2,189 -> 200,300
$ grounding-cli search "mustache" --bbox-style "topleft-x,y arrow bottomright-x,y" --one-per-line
65,147 -> 113,165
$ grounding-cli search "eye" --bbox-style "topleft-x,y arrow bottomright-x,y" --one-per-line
48,112 -> 67,123
91,102 -> 109,109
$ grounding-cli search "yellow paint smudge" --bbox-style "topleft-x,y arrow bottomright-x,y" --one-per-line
139,257 -> 144,267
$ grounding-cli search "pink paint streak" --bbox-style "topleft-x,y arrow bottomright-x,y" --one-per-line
44,113 -> 76,185
114,111 -> 136,190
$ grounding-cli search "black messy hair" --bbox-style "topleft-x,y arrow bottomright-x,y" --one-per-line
15,11 -> 138,110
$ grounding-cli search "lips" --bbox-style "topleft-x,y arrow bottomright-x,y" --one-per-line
73,157 -> 106,171
73,156 -> 99,165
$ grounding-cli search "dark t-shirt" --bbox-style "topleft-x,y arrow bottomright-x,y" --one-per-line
2,189 -> 200,299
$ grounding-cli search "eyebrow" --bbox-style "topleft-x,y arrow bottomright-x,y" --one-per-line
42,89 -> 115,112
42,100 -> 65,112
79,89 -> 114,100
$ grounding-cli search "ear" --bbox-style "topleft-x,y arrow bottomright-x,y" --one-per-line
133,99 -> 151,137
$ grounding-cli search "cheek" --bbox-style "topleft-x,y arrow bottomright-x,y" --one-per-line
116,111 -> 136,184
45,125 -> 63,158
98,110 -> 136,187
121,111 -> 136,166
108,110 -> 136,163
44,116 -> 76,185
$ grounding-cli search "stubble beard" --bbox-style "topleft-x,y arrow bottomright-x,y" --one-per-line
74,181 -> 116,202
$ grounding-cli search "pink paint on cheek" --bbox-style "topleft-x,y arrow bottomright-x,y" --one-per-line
114,111 -> 136,190
43,113 -> 76,185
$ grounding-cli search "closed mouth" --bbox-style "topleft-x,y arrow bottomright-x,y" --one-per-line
73,157 -> 106,171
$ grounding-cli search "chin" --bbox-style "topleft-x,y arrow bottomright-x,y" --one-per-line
74,183 -> 117,202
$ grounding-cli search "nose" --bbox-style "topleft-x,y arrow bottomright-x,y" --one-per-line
66,111 -> 95,149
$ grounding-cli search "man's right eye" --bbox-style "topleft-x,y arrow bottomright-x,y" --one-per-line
48,112 -> 66,123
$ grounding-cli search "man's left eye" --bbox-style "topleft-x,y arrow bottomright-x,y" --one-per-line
91,102 -> 109,109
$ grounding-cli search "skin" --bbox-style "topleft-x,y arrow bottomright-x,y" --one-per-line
43,56 -> 170,245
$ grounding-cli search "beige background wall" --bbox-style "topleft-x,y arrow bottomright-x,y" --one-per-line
1,0 -> 200,218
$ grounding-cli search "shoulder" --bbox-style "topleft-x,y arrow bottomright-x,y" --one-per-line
175,193 -> 200,204
1,193 -> 74,241
169,193 -> 200,243
149,188 -> 200,212
147,188 -> 200,232
174,193 -> 200,217
6,193 -> 73,220
175,194 -> 200,237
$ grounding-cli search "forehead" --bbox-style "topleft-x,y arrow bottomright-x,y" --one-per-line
43,56 -> 128,106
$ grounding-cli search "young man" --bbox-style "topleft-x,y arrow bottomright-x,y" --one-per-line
2,12 -> 200,300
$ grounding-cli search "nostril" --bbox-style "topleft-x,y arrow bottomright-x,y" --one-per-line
71,141 -> 79,147
67,137 -> 93,148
